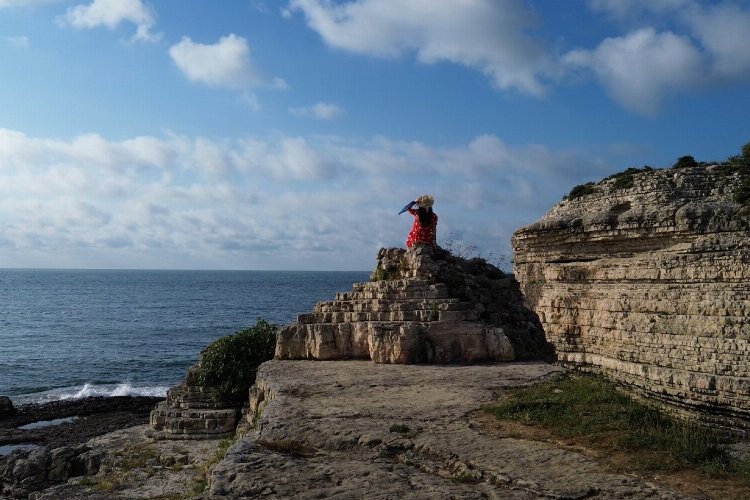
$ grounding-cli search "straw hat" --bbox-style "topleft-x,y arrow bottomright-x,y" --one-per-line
416,195 -> 434,208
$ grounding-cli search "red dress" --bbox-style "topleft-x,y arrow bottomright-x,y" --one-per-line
406,209 -> 438,248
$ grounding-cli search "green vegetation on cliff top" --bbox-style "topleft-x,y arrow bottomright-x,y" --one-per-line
566,140 -> 750,205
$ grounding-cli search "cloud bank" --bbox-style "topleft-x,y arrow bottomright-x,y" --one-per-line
286,0 -> 750,115
285,0 -> 551,96
0,128 -> 609,270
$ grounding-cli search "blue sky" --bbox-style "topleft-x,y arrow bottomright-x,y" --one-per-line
1,0 -> 749,271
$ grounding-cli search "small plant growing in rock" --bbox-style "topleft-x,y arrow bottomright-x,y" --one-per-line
728,141 -> 750,205
567,182 -> 598,199
194,318 -> 278,402
605,166 -> 653,191
439,233 -> 507,270
389,423 -> 411,434
673,155 -> 699,169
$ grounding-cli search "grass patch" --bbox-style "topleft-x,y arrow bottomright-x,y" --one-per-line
191,437 -> 235,495
389,424 -> 411,434
484,373 -> 750,483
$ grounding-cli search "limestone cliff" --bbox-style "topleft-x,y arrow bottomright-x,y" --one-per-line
513,162 -> 750,429
276,245 -> 552,364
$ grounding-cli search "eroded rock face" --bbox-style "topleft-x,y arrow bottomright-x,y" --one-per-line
513,164 -> 750,429
275,245 -> 551,364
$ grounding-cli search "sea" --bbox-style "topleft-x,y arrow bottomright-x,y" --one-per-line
0,269 -> 369,404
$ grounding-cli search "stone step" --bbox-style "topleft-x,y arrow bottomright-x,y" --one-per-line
148,401 -> 240,440
346,279 -> 449,296
314,298 -> 469,314
335,288 -> 452,301
275,319 -> 515,363
164,385 -> 236,410
297,308 -> 480,324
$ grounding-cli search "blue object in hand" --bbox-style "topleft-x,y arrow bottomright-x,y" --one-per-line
398,201 -> 416,214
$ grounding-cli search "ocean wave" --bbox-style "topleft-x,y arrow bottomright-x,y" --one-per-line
14,382 -> 170,403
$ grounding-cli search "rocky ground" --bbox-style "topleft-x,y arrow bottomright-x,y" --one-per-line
3,362 -> 737,499
210,360 -> 701,499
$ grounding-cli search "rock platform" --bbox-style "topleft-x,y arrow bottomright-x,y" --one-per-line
209,360 -> 693,499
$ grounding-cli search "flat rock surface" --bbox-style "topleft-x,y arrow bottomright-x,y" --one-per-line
210,360 -> 693,499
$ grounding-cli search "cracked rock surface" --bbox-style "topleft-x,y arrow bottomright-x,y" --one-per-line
210,360 -> 691,499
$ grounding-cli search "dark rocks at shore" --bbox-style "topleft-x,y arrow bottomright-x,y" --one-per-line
0,397 -> 14,419
1,396 -> 164,450
1,396 -> 164,498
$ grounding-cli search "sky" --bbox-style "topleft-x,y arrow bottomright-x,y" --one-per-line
0,0 -> 749,271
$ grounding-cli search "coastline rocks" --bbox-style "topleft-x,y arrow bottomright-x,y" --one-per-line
1,397 -> 161,499
0,397 -> 14,418
513,164 -> 750,429
1,443 -> 102,498
276,245 -> 552,364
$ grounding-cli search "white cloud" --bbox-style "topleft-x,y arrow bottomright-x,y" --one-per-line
169,34 -> 286,90
568,1 -> 750,114
286,0 -> 550,96
683,3 -> 750,80
289,102 -> 345,120
0,128 -> 608,270
564,28 -> 703,115
59,0 -> 160,42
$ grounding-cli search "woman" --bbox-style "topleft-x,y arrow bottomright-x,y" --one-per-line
405,195 -> 438,249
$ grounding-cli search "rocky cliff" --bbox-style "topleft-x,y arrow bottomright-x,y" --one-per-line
276,245 -> 552,364
512,162 -> 750,429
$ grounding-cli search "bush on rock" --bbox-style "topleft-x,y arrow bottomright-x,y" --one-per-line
194,318 -> 278,402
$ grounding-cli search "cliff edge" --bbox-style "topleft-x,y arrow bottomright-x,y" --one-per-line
513,160 -> 750,430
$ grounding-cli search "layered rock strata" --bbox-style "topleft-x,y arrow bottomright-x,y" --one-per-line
276,245 -> 551,364
513,164 -> 750,429
148,370 -> 240,441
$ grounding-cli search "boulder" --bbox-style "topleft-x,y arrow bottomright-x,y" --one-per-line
0,397 -> 14,418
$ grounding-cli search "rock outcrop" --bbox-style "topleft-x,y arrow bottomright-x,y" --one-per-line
276,245 -> 552,364
513,163 -> 750,429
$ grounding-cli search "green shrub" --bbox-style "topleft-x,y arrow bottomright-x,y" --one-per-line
568,182 -> 598,199
735,175 -> 750,205
673,155 -> 698,169
194,318 -> 278,401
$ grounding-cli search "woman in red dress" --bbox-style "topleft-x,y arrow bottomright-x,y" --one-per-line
405,195 -> 438,249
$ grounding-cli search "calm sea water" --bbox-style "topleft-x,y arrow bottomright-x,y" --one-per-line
0,269 -> 369,403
